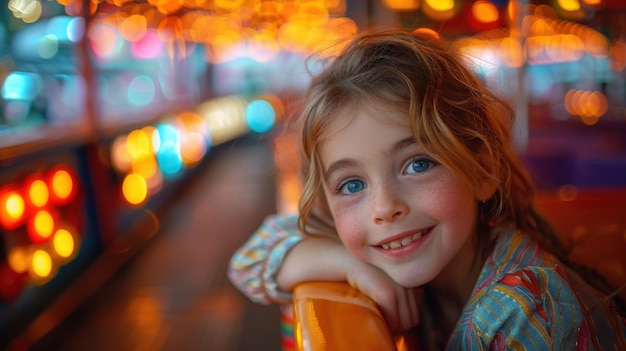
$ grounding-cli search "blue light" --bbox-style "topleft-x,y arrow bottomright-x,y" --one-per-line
2,72 -> 41,100
245,99 -> 275,133
155,124 -> 183,178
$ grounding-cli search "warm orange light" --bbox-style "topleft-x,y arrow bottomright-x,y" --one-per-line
28,179 -> 49,208
122,173 -> 148,206
120,14 -> 148,42
53,228 -> 76,259
564,89 -> 608,125
557,0 -> 581,12
149,0 -> 184,14
88,23 -> 120,59
126,129 -> 153,159
180,132 -> 207,166
472,1 -> 499,24
425,0 -> 453,11
111,135 -> 132,173
0,186 -> 26,229
132,155 -> 159,180
28,209 -> 55,244
8,246 -> 29,273
609,39 -> 626,72
422,0 -> 456,21
382,0 -> 420,11
413,27 -> 440,40
31,249 -> 53,280
49,167 -> 76,205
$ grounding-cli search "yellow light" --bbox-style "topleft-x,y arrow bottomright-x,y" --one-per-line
425,0 -> 453,12
29,179 -> 49,208
1,186 -> 26,229
53,228 -> 75,259
382,0 -> 420,11
50,169 -> 74,202
423,0 -> 456,21
131,155 -> 159,180
122,173 -> 148,206
5,192 -> 25,220
33,210 -> 55,240
557,0 -> 581,12
126,129 -> 153,159
32,249 -> 52,278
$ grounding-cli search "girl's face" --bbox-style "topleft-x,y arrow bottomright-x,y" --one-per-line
319,103 -> 482,288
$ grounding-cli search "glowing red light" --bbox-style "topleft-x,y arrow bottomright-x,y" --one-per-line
0,185 -> 27,230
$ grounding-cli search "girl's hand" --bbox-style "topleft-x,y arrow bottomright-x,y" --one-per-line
346,261 -> 422,334
276,236 -> 422,334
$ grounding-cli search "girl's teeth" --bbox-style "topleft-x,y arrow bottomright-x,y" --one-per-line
380,231 -> 425,250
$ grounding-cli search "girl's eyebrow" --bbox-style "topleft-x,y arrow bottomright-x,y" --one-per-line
390,136 -> 416,155
324,159 -> 357,183
323,136 -> 416,183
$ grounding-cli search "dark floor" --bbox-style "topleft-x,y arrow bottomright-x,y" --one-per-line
24,137 -> 283,351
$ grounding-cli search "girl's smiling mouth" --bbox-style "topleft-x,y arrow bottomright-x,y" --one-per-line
376,228 -> 432,250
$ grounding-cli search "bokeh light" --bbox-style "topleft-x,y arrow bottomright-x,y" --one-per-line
28,209 -> 55,244
122,173 -> 149,206
7,246 -> 29,274
49,167 -> 76,205
30,249 -> 53,281
0,187 -> 26,230
27,179 -> 50,208
245,99 -> 275,133
52,227 -> 77,260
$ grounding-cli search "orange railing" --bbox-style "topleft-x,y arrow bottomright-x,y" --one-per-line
292,282 -> 421,351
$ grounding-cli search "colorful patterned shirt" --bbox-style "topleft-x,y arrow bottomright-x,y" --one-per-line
447,227 -> 626,350
228,214 -> 626,350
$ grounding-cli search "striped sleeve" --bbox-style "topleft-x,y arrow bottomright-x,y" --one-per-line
228,214 -> 304,304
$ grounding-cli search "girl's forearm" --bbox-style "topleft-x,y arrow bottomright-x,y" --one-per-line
276,236 -> 355,291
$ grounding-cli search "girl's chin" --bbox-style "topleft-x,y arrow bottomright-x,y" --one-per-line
387,272 -> 428,288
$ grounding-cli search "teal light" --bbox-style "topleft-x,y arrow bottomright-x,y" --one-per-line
245,99 -> 275,133
155,124 -> 183,178
2,72 -> 41,100
128,75 -> 155,107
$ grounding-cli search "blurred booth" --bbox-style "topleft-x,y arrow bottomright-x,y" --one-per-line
0,0 -> 299,347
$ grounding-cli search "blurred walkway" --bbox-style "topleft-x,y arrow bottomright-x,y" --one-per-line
28,136 -> 283,351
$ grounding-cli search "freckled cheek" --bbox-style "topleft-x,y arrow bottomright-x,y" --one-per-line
422,183 -> 477,228
332,210 -> 368,259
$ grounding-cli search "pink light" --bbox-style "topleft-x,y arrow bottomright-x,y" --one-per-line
131,31 -> 163,60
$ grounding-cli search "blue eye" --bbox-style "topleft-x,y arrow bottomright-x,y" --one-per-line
405,157 -> 435,174
338,179 -> 366,194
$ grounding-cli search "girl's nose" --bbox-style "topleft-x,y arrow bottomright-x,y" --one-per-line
371,183 -> 409,224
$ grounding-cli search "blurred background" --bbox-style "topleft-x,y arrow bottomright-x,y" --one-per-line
0,0 -> 624,350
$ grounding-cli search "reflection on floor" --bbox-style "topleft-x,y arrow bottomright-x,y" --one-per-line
29,136 -> 283,351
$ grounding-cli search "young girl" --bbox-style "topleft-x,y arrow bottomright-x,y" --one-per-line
228,30 -> 626,349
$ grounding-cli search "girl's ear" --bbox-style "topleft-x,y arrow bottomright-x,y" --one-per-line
475,148 -> 500,202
